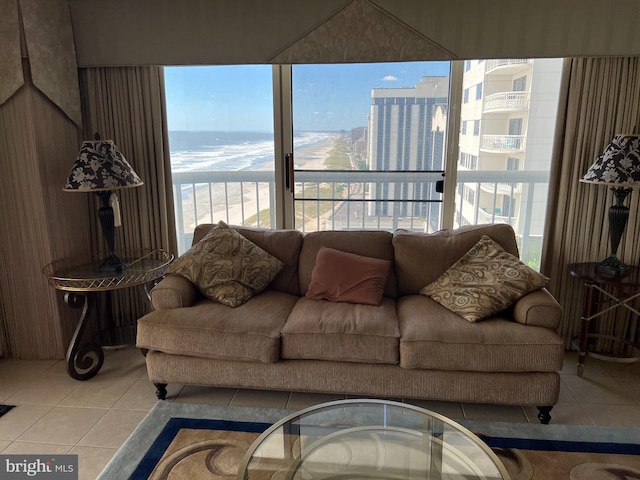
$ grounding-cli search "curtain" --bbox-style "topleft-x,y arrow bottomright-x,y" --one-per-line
542,57 -> 640,348
78,67 -> 177,335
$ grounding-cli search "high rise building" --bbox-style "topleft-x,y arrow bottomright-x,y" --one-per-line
368,76 -> 449,222
457,58 -> 563,263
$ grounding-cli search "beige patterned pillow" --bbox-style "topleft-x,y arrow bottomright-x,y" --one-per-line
167,221 -> 284,307
420,235 -> 549,322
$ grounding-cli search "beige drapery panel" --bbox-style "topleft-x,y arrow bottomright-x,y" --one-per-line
542,57 -> 640,348
78,67 -> 177,332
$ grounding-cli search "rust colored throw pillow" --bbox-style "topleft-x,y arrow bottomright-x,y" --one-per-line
306,247 -> 391,305
420,235 -> 549,322
167,221 -> 284,307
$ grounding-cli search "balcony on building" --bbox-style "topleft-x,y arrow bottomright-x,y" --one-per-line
483,92 -> 529,113
484,59 -> 532,75
480,134 -> 526,152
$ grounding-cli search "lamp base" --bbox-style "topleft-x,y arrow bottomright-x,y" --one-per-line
99,254 -> 126,274
596,255 -> 630,276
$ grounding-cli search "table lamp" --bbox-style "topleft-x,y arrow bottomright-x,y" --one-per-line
581,134 -> 640,275
63,134 -> 143,273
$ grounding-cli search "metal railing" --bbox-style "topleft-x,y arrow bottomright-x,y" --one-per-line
172,169 -> 549,257
484,92 -> 529,112
485,59 -> 531,72
481,135 -> 526,152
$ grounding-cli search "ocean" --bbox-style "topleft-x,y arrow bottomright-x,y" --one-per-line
168,131 -> 336,172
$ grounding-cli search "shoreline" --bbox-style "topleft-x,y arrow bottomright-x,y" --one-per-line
179,134 -> 341,232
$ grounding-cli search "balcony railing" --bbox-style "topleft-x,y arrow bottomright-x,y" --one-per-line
480,181 -> 520,195
485,59 -> 531,72
484,92 -> 529,112
172,169 -> 550,255
481,135 -> 525,152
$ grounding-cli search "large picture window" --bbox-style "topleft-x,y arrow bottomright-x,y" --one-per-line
164,59 -> 563,269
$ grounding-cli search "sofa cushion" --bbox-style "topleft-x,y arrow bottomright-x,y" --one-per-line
420,235 -> 549,322
168,221 -> 284,307
397,295 -> 564,372
137,290 -> 299,363
306,247 -> 391,305
298,230 -> 396,298
193,223 -> 304,296
281,297 -> 399,364
393,223 -> 519,297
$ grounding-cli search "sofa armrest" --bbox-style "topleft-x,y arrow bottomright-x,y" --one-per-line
512,288 -> 562,330
151,274 -> 201,310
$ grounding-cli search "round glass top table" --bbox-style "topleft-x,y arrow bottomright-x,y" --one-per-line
237,399 -> 510,480
42,249 -> 173,380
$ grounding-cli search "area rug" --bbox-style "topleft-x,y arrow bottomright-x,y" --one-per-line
99,402 -> 640,479
0,404 -> 15,418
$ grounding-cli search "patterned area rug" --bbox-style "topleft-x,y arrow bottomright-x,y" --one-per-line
99,402 -> 640,479
0,404 -> 15,418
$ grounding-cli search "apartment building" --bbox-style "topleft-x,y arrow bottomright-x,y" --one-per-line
367,76 -> 449,223
457,58 -> 563,264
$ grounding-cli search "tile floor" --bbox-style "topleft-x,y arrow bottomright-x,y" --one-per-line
1,347 -> 640,479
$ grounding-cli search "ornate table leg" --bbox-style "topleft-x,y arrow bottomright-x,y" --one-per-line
64,292 -> 104,381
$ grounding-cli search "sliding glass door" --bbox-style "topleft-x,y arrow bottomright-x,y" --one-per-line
164,59 -> 563,268
291,62 -> 450,233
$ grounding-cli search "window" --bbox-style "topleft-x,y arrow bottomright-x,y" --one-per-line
165,58 -> 563,267
463,87 -> 469,103
292,63 -> 449,232
164,65 -> 275,252
509,118 -> 523,135
455,58 -> 563,267
513,75 -> 527,92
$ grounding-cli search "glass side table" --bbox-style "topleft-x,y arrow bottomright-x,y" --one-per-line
43,249 -> 173,380
569,262 -> 640,376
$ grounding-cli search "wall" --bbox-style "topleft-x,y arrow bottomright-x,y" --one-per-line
69,0 -> 640,67
0,62 -> 89,359
0,0 -> 89,359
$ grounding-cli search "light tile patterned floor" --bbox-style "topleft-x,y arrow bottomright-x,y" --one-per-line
1,347 -> 640,479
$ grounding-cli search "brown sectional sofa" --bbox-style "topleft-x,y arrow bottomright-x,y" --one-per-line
137,222 -> 564,423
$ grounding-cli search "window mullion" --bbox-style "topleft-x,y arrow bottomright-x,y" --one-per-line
272,64 -> 294,229
441,61 -> 463,230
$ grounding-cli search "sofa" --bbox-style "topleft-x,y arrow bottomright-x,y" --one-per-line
137,222 -> 564,423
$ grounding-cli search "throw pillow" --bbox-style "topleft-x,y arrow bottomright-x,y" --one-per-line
420,235 -> 549,322
306,247 -> 392,306
167,221 -> 284,307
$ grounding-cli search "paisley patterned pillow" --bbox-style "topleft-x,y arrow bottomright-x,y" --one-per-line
167,221 -> 284,307
420,235 -> 549,322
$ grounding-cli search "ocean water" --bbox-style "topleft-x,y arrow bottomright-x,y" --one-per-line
169,131 -> 336,172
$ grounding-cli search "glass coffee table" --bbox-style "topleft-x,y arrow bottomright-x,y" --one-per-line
237,399 -> 509,480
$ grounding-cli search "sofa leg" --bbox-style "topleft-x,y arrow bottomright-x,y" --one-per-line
155,383 -> 168,400
536,406 -> 552,424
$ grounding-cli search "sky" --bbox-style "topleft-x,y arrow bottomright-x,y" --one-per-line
164,62 -> 450,132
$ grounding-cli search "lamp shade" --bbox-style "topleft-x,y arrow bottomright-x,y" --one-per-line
63,139 -> 143,192
581,134 -> 640,186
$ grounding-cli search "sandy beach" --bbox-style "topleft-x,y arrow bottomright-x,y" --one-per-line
179,135 -> 339,232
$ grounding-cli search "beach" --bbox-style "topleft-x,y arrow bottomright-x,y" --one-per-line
178,134 -> 339,234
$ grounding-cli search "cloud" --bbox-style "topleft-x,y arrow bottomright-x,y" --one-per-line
382,75 -> 398,82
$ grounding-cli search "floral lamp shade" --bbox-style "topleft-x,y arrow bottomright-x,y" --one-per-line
63,137 -> 143,273
581,134 -> 640,186
63,139 -> 143,192
580,134 -> 640,275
